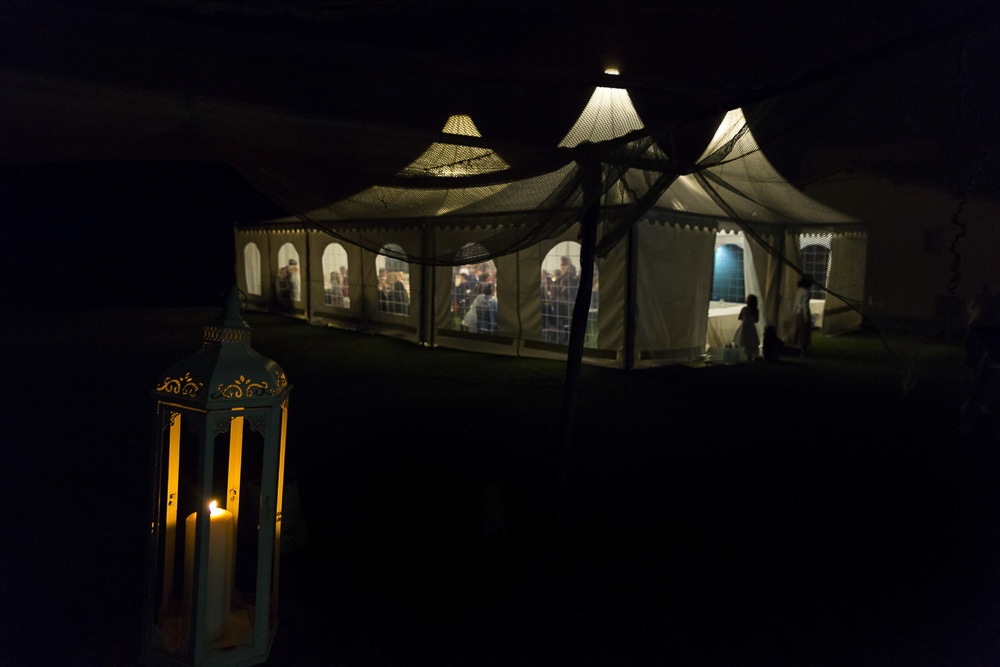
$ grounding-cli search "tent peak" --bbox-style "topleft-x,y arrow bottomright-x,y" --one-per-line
396,113 -> 510,179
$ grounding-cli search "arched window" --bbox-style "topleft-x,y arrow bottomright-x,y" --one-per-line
243,242 -> 261,296
376,244 -> 410,316
712,244 -> 745,303
800,244 -> 830,300
541,241 -> 598,348
276,242 -> 301,302
321,243 -> 350,308
451,244 -> 498,334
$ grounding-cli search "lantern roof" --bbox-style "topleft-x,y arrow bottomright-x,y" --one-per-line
154,288 -> 290,408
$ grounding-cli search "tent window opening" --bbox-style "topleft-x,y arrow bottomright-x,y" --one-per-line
276,242 -> 302,302
376,244 -> 410,316
321,243 -> 350,308
712,244 -> 745,303
452,246 -> 498,334
244,242 -> 262,296
541,241 -> 598,348
800,243 -> 830,300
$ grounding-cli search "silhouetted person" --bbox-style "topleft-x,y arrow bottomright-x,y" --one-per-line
762,325 -> 783,363
734,294 -> 760,361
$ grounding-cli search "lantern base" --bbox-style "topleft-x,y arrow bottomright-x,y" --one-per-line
154,604 -> 255,657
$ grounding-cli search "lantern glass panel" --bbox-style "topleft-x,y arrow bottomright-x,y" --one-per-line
233,422 -> 264,616
151,406 -> 216,655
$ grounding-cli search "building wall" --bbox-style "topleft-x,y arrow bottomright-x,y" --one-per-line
806,174 -> 1000,322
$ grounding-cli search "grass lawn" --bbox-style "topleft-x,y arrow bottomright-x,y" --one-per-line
2,308 -> 998,665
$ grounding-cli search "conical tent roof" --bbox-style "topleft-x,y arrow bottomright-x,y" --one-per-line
558,70 -> 646,148
276,114 -> 518,222
398,114 -> 510,177
253,78 -> 860,264
650,109 -> 861,229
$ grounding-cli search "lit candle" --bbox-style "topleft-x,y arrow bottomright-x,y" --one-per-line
184,501 -> 234,642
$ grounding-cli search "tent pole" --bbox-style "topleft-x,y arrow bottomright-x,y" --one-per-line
359,247 -> 368,330
420,221 -> 433,346
304,231 -> 312,321
553,159 -> 600,521
767,233 -> 785,330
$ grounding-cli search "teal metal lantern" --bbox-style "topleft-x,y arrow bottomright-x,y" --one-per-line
143,289 -> 291,666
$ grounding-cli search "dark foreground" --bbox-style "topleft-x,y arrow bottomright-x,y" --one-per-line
2,309 -> 998,666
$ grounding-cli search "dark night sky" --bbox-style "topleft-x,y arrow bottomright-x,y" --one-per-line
0,160 -> 287,310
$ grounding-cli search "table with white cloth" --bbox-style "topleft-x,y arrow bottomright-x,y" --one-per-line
706,302 -> 745,348
706,299 -> 826,350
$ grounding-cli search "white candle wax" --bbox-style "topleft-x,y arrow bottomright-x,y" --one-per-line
184,501 -> 234,643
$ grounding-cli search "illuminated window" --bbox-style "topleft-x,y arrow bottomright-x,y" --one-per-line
321,243 -> 350,308
376,244 -> 410,316
276,242 -> 301,302
800,244 -> 830,300
712,244 -> 745,303
541,241 -> 598,347
243,242 -> 261,296
451,244 -> 498,334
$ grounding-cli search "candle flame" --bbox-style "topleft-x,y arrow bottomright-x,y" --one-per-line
209,500 -> 223,516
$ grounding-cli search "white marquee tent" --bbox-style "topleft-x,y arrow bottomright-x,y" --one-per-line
235,79 -> 868,368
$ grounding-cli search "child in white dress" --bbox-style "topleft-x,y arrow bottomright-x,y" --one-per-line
734,294 -> 761,361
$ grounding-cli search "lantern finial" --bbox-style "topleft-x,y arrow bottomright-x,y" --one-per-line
220,287 -> 248,329
201,287 -> 251,346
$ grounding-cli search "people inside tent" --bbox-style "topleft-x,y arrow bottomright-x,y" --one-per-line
546,256 -> 579,344
277,266 -> 289,299
325,270 -> 346,307
288,259 -> 303,301
462,282 -> 498,334
377,268 -> 389,311
792,275 -> 813,356
450,261 -> 498,331
541,270 -> 555,335
384,271 -> 410,316
733,294 -> 760,362
454,269 -> 478,314
277,258 -> 301,302
762,325 -> 783,363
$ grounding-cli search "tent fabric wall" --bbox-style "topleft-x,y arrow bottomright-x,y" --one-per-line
234,219 -> 869,367
431,229 -> 519,357
235,229 -> 271,311
307,230 -> 366,330
353,227 -> 425,344
634,222 -> 715,366
235,220 -> 639,368
776,233 -> 804,342
745,234 -> 771,329
513,226 -> 624,368
823,232 -> 868,336
268,230 -> 309,319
